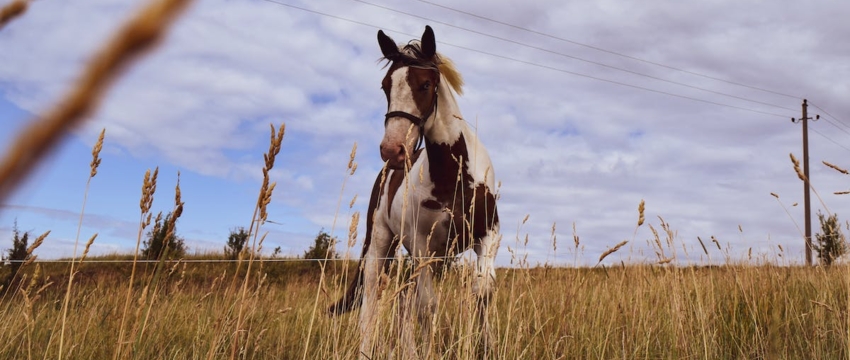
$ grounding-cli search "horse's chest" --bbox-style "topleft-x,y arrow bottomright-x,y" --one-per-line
383,172 -> 449,235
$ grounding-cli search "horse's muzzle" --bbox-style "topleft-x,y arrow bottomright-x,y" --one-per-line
380,143 -> 407,169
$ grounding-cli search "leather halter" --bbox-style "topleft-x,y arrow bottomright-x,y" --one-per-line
384,66 -> 439,153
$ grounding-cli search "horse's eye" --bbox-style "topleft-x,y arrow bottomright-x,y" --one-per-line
420,81 -> 431,91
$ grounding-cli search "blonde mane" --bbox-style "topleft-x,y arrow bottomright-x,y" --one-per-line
436,54 -> 464,96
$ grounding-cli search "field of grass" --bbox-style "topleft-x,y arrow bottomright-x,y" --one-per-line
1,256 -> 849,359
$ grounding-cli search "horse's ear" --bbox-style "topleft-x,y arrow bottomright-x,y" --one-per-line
420,25 -> 436,59
377,30 -> 399,59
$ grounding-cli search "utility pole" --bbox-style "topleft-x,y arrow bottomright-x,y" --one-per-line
792,99 -> 818,266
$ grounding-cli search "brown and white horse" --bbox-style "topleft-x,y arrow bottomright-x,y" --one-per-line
329,26 -> 500,358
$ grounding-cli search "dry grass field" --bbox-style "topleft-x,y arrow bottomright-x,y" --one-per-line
1,256 -> 849,359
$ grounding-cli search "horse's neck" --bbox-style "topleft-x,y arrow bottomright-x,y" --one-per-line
422,82 -> 482,196
424,81 -> 472,149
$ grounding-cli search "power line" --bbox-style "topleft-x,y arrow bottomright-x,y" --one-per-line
354,0 -> 797,113
819,118 -> 850,138
810,127 -> 850,154
809,101 -> 850,134
417,0 -> 802,100
260,0 -> 791,119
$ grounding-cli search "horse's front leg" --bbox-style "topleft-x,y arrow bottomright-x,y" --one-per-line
359,224 -> 395,359
472,224 -> 500,356
395,255 -> 438,360
415,260 -> 438,358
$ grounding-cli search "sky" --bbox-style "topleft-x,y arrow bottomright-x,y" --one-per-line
1,0 -> 849,267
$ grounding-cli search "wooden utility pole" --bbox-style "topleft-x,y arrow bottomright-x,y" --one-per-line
792,99 -> 818,266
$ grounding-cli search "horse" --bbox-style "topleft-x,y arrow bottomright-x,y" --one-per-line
328,25 -> 501,358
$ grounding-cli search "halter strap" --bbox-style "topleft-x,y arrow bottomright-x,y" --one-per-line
383,69 -> 439,153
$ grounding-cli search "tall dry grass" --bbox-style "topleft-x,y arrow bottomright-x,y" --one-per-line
0,0 -> 27,31
0,0 -> 193,203
2,253 -> 850,359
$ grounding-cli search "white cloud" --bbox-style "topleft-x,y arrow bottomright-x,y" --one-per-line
1,0 -> 849,265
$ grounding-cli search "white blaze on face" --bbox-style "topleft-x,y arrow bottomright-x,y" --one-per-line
380,67 -> 421,166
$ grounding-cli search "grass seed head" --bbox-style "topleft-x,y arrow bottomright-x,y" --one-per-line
598,240 -> 628,263
696,236 -> 708,255
90,128 -> 105,177
637,199 -> 645,227
348,142 -> 357,174
572,222 -> 579,249
789,153 -> 806,181
26,230 -> 50,256
0,0 -> 28,30
0,0 -> 192,204
348,211 -> 360,248
823,160 -> 849,175
80,233 -> 98,262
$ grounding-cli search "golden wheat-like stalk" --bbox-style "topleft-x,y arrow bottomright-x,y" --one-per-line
348,211 -> 360,248
572,222 -> 579,249
637,199 -> 645,227
696,236 -> 708,255
90,129 -> 105,177
24,231 -> 49,258
348,142 -> 358,175
823,161 -> 849,175
115,167 -> 158,360
60,129 -> 105,359
711,236 -> 721,250
598,240 -> 628,264
0,0 -> 27,30
790,153 -> 806,181
0,0 -> 193,204
231,123 -> 285,360
79,233 -> 97,263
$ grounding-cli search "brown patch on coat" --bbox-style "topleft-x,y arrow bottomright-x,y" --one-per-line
423,134 -> 499,254
383,149 -> 422,218
421,199 -> 442,211
406,66 -> 439,119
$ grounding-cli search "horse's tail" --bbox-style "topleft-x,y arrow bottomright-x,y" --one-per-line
328,170 -> 385,316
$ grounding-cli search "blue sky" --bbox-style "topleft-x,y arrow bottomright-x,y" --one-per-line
2,0 -> 850,266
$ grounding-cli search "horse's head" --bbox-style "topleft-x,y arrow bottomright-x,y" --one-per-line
377,26 -> 440,169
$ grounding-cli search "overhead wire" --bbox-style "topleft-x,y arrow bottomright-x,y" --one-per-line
260,1 -> 850,152
354,0 -> 797,113
809,101 -> 850,135
417,0 -> 802,100
357,0 -> 850,151
809,127 -> 850,154
260,0 -> 792,119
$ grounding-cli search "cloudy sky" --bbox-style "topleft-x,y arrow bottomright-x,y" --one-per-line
1,0 -> 849,266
